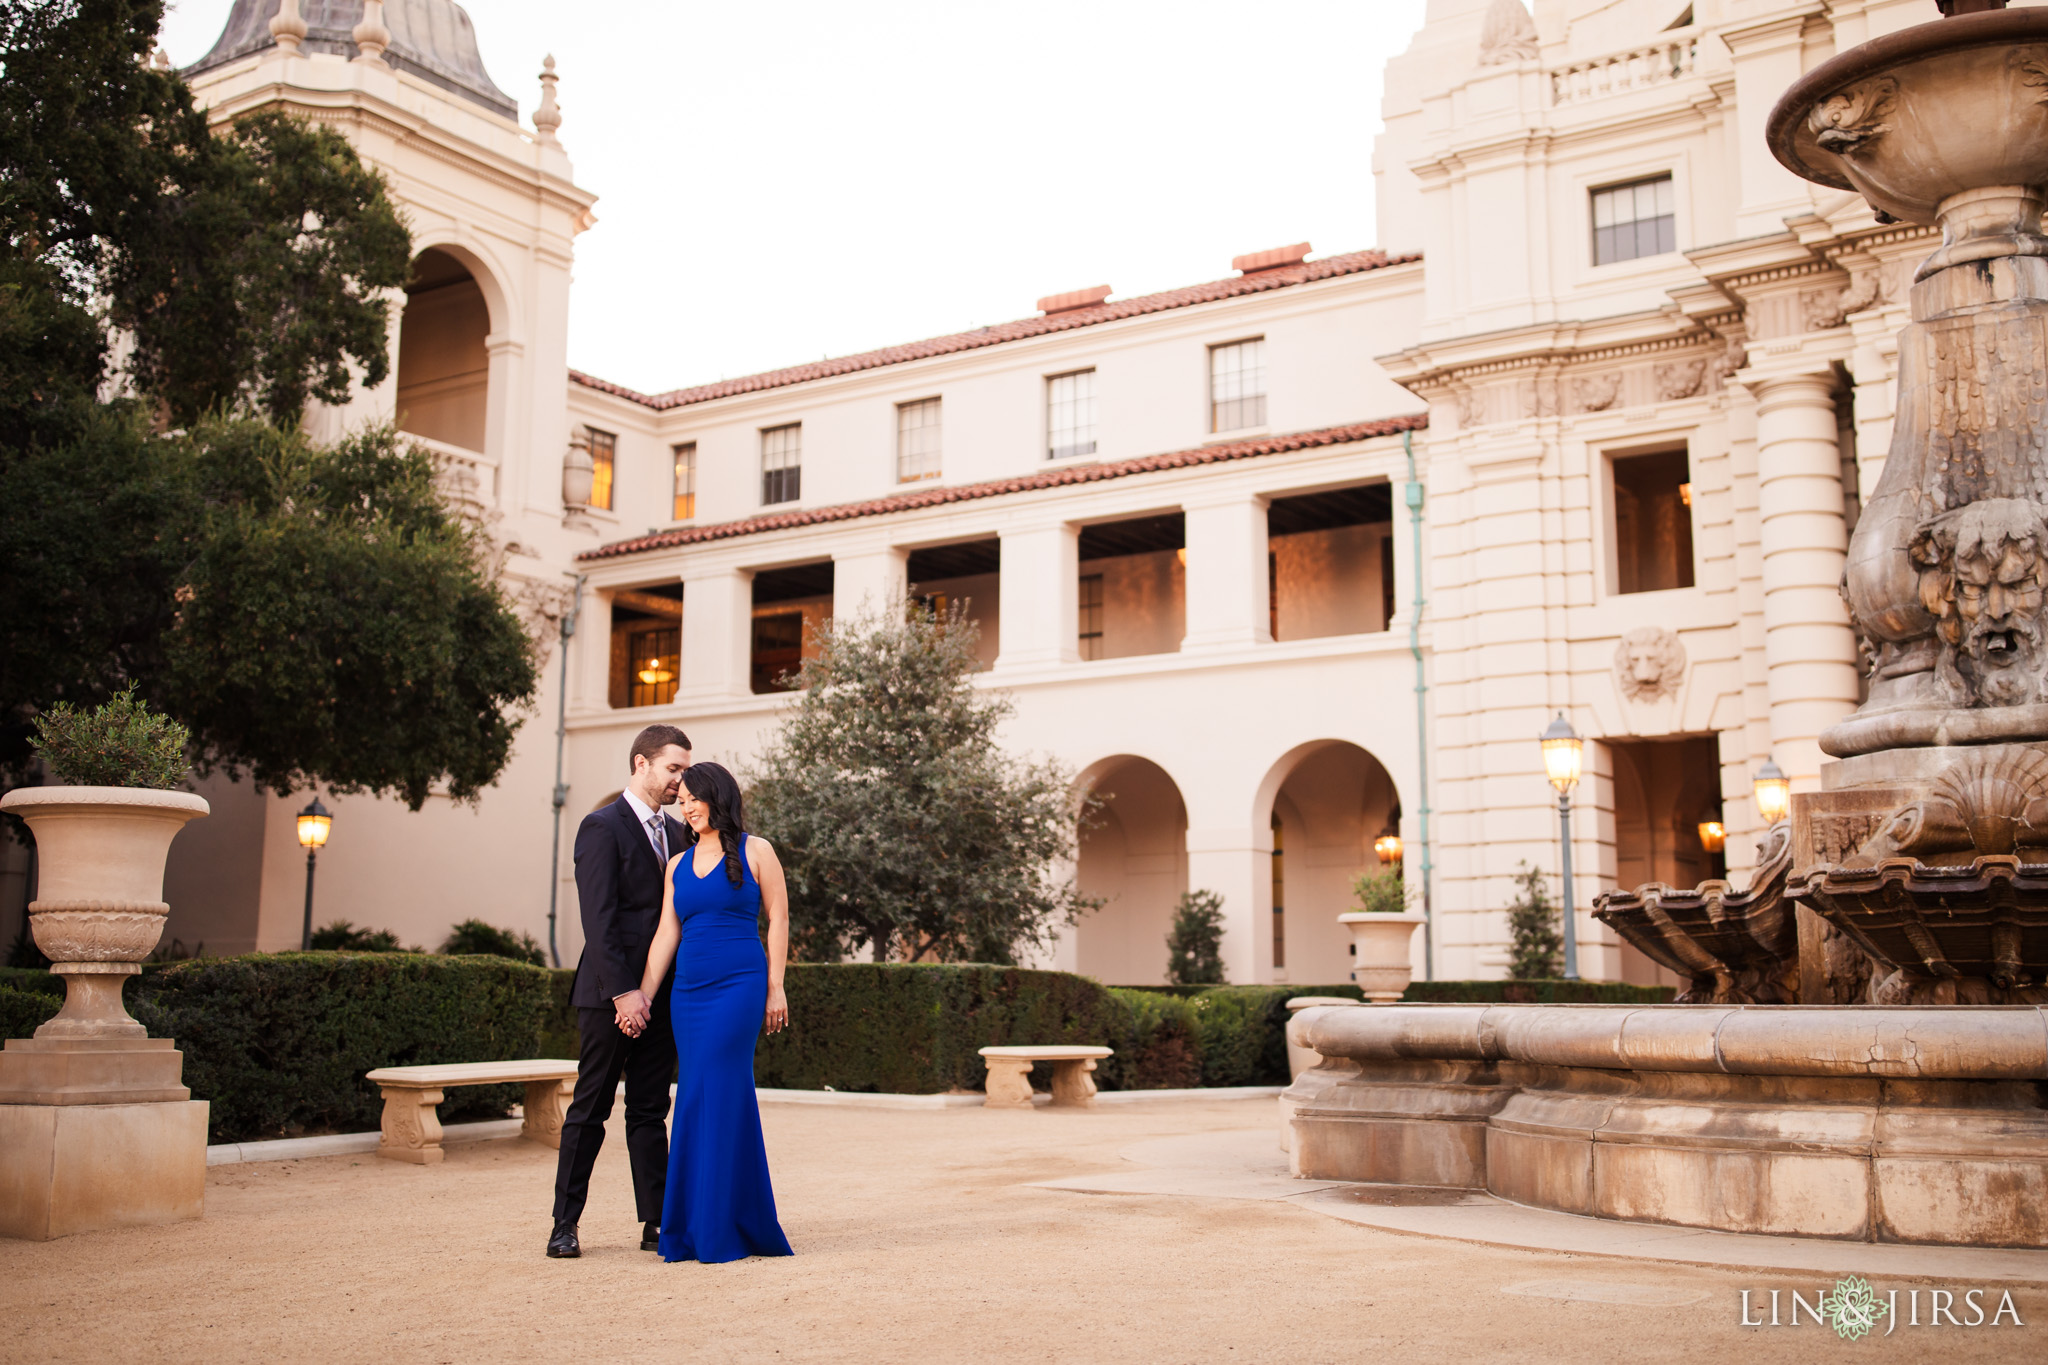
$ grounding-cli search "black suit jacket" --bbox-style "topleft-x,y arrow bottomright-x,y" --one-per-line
569,796 -> 689,1010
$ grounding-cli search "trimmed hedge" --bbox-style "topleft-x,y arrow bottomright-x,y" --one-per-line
0,959 -> 1680,1121
0,984 -> 62,1041
138,953 -> 553,1142
1399,979 -> 1676,1005
746,963 -> 1199,1094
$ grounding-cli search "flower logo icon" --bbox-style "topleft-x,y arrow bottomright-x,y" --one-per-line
1819,1276 -> 1889,1341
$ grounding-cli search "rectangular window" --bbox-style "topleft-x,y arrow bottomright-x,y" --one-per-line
1210,338 -> 1267,432
625,625 -> 679,708
897,398 -> 942,483
750,611 -> 805,694
1591,175 -> 1675,266
1077,573 -> 1104,660
672,443 -> 696,521
1612,449 -> 1696,593
586,428 -> 616,512
1047,369 -> 1097,461
761,423 -> 801,505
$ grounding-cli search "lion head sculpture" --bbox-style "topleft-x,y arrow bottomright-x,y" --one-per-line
1614,627 -> 1687,704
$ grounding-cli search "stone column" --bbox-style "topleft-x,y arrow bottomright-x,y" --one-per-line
832,545 -> 905,624
994,523 -> 1078,670
678,566 -> 752,703
1745,371 -> 1861,792
1186,826 -> 1271,984
1181,494 -> 1270,652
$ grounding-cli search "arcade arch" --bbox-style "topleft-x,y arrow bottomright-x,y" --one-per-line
396,246 -> 493,453
1073,755 -> 1188,985
1258,741 -> 1402,984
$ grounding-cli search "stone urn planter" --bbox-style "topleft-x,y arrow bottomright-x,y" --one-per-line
0,786 -> 209,1039
1338,912 -> 1426,1003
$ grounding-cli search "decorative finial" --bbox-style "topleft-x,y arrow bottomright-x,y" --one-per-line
353,0 -> 391,65
269,0 -> 308,57
1476,0 -> 1540,66
148,45 -> 171,71
533,55 -> 563,143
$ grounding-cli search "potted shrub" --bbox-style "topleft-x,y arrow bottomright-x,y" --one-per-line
0,691 -> 208,1039
1338,869 -> 1425,1003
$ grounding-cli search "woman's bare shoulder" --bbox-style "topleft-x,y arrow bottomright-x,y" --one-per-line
745,834 -> 778,861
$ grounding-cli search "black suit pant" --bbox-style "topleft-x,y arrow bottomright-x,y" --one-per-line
551,998 -> 676,1226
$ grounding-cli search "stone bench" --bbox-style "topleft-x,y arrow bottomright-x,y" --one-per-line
362,1060 -> 577,1165
978,1045 -> 1113,1109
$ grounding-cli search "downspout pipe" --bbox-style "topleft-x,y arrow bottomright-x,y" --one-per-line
545,574 -> 586,968
1403,430 -> 1435,981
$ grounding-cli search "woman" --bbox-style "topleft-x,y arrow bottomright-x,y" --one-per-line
636,761 -> 794,1263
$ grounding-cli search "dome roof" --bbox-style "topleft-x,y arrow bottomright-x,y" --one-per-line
187,1 -> 518,121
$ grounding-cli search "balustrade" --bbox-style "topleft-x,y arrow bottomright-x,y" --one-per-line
1549,32 -> 1698,106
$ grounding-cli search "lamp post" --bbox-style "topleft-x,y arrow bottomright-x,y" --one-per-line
1539,713 -> 1584,981
1753,759 -> 1791,827
296,797 -> 332,951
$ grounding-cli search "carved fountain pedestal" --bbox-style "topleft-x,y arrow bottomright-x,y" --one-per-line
1286,5 -> 2048,1248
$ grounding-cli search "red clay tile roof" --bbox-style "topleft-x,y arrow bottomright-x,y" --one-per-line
568,249 -> 1420,411
576,413 -> 1430,562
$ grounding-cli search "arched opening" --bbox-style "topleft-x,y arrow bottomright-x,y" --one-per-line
1261,741 -> 1401,984
1074,755 -> 1188,984
396,247 -> 490,453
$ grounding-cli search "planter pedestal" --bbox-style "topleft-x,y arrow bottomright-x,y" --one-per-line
0,1096 -> 208,1241
0,785 -> 210,1241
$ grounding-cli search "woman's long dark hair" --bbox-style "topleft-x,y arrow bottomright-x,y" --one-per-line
681,762 -> 747,885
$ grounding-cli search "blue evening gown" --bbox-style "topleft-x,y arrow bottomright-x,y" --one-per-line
657,833 -> 794,1263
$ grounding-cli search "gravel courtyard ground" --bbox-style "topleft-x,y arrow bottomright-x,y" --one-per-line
3,1097 -> 2041,1364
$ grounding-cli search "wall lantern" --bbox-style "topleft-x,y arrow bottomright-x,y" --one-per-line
1754,760 -> 1791,826
1374,829 -> 1403,867
1697,820 -> 1726,854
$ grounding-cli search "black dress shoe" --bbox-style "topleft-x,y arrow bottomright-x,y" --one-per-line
546,1222 -> 581,1258
641,1221 -> 660,1251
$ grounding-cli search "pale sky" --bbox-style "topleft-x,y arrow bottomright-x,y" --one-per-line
159,1 -> 1429,395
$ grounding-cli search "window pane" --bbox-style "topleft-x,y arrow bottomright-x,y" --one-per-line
761,424 -> 801,504
1077,573 -> 1104,659
587,428 -> 616,512
671,443 -> 696,521
1589,175 -> 1674,266
1612,449 -> 1696,594
897,398 -> 942,482
1048,370 -> 1097,460
626,625 -> 679,707
1210,338 -> 1266,432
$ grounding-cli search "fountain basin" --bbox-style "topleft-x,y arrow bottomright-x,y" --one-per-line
1285,1003 -> 2048,1248
1769,8 -> 2048,274
1592,826 -> 1795,1004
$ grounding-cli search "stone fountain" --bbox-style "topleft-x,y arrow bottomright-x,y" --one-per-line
1283,3 -> 2048,1248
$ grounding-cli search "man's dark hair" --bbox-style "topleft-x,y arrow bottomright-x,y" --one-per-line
628,724 -> 692,772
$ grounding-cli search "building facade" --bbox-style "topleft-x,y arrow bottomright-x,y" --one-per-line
4,0 -> 1954,989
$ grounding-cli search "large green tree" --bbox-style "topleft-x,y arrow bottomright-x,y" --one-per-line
0,1 -> 534,803
748,605 -> 1099,964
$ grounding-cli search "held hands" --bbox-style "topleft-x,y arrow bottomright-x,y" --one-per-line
764,983 -> 789,1036
613,989 -> 651,1038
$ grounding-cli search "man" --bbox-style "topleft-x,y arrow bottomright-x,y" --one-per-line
547,723 -> 692,1259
